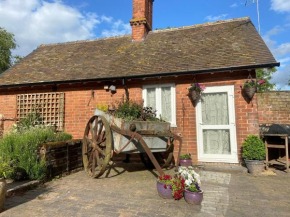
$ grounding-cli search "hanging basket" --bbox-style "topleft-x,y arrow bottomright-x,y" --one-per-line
188,90 -> 201,101
243,86 -> 257,99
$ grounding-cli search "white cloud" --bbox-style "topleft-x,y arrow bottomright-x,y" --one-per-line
101,20 -> 131,38
230,3 -> 238,8
279,57 -> 290,64
271,0 -> 290,13
273,43 -> 290,57
0,0 -> 130,57
271,64 -> 290,89
262,25 -> 290,89
265,25 -> 284,37
205,14 -> 228,22
101,15 -> 113,23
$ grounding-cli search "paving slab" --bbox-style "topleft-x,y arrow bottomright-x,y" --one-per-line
0,163 -> 290,217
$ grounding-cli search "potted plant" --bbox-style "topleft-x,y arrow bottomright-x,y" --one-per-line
187,83 -> 206,101
242,135 -> 266,175
179,153 -> 192,167
156,174 -> 173,199
242,79 -> 265,99
179,166 -> 203,205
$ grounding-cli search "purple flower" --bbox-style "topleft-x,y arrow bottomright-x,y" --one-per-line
195,183 -> 200,191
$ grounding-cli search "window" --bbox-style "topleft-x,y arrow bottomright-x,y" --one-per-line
142,83 -> 176,127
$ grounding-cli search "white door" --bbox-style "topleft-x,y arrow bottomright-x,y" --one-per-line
196,85 -> 238,163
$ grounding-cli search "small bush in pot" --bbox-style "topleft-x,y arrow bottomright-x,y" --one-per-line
179,153 -> 192,167
242,135 -> 265,175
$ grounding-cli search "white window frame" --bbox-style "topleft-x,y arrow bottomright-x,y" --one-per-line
142,83 -> 176,127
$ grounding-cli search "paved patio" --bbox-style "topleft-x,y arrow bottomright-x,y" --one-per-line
1,163 -> 290,217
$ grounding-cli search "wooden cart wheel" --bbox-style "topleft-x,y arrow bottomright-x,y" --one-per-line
82,115 -> 112,178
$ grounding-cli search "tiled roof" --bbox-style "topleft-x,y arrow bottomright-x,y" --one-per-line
0,17 -> 278,87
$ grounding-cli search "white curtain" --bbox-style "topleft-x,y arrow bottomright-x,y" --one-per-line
201,92 -> 230,155
203,130 -> 231,154
147,88 -> 156,110
161,87 -> 172,122
201,93 -> 229,125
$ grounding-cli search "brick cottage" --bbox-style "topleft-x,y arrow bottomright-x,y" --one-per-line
0,0 -> 279,164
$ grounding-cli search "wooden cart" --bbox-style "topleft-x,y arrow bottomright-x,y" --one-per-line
82,109 -> 182,178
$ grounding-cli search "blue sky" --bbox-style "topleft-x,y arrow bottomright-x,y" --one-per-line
0,0 -> 289,89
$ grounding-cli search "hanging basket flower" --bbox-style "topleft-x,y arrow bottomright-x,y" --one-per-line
187,83 -> 206,102
242,79 -> 265,100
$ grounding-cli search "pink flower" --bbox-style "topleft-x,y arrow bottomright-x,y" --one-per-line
258,80 -> 265,85
200,85 -> 206,90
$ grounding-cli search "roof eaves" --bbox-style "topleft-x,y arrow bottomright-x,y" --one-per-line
0,62 -> 280,89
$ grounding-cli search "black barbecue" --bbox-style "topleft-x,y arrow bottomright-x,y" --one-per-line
267,124 -> 290,137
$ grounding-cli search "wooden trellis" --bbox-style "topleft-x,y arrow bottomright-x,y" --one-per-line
17,93 -> 65,131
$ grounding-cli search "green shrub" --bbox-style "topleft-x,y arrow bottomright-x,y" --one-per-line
113,100 -> 164,122
55,132 -> 73,142
0,127 -> 72,180
114,101 -> 142,121
0,159 -> 16,179
242,135 -> 265,161
16,112 -> 44,132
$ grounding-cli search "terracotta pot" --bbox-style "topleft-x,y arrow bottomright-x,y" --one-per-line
243,86 -> 256,99
188,90 -> 201,101
184,189 -> 203,205
179,159 -> 192,167
156,181 -> 172,199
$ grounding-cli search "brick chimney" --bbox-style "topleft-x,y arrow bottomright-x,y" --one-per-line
130,0 -> 154,41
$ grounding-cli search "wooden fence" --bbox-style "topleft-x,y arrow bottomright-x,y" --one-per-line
38,139 -> 83,178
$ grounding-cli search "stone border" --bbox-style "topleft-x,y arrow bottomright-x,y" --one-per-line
6,180 -> 44,198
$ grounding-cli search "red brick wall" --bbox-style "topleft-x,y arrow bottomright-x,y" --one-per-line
257,91 -> 290,125
0,70 -> 259,163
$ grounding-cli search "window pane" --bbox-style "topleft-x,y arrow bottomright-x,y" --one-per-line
203,129 -> 231,155
161,87 -> 171,122
146,88 -> 156,110
201,92 -> 229,125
